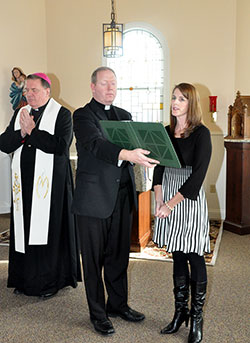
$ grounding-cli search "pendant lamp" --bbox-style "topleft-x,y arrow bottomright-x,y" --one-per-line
103,0 -> 123,57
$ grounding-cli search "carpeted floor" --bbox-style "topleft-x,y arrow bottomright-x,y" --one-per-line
0,214 -> 250,342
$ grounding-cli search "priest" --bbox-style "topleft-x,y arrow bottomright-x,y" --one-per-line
72,67 -> 159,335
0,73 -> 81,298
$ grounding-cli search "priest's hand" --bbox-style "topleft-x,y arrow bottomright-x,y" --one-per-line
118,148 -> 160,168
20,108 -> 35,136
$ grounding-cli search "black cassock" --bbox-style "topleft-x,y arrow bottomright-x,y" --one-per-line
0,99 -> 81,296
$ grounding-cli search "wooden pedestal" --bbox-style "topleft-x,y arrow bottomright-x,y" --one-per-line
130,190 -> 152,252
223,141 -> 250,234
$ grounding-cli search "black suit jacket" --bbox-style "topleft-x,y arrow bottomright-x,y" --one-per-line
72,98 -> 137,219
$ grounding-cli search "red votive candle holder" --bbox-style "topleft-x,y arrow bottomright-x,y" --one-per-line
209,96 -> 217,112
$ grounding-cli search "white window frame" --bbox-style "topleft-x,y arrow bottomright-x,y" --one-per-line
103,22 -> 170,124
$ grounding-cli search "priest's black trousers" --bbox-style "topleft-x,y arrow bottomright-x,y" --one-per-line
77,183 -> 134,321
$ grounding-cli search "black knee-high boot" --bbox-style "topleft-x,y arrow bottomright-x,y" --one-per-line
188,280 -> 207,343
161,275 -> 189,334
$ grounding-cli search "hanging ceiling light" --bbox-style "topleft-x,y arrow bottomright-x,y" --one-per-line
103,0 -> 123,58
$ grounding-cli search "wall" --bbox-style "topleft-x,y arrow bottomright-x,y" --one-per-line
235,0 -> 250,94
0,0 -> 47,213
44,0 -> 238,218
45,0 -> 236,132
45,0 -> 104,112
0,0 -> 47,133
1,0 -> 249,219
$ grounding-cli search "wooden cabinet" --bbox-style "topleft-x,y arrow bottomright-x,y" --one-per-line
223,140 -> 250,234
131,190 -> 152,251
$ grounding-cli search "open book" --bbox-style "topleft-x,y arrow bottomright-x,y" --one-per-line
100,120 -> 181,168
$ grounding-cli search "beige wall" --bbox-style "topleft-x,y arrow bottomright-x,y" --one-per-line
44,0 -> 239,218
45,0 -> 238,134
0,0 -> 242,132
45,0 -> 110,112
0,0 -> 47,133
235,0 -> 250,94
1,0 -> 250,219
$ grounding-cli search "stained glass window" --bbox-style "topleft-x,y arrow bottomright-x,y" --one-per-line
106,28 -> 164,123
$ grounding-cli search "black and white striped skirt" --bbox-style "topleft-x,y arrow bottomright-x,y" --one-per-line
153,166 -> 210,256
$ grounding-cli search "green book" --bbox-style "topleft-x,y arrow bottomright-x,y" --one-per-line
100,120 -> 181,168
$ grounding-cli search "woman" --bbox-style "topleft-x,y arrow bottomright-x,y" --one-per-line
153,83 -> 212,343
9,67 -> 27,110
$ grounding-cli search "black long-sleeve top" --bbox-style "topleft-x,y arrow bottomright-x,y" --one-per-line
152,124 -> 212,200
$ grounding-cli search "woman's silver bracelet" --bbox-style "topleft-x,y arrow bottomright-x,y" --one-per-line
165,202 -> 173,211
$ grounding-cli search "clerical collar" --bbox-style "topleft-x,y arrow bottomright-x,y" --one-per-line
93,98 -> 112,111
31,99 -> 50,115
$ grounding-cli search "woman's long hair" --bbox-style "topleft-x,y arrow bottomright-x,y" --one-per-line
170,83 -> 203,138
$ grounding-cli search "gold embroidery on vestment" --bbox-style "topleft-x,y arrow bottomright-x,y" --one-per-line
36,174 -> 49,199
13,173 -> 21,211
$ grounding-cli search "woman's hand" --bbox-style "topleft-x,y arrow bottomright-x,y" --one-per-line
155,203 -> 172,218
155,200 -> 164,217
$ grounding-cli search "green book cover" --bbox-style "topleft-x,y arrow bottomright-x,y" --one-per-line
100,120 -> 181,168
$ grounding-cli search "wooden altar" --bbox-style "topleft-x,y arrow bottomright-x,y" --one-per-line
223,92 -> 250,234
130,190 -> 152,252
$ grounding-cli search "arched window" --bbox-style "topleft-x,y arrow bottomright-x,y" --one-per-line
106,26 -> 165,123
